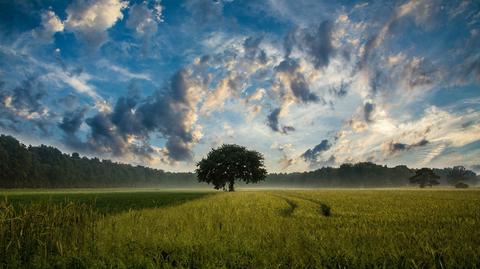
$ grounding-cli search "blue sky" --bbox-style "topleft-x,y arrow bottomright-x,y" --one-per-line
0,0 -> 479,172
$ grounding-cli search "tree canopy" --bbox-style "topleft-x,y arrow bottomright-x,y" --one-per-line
409,168 -> 440,188
196,144 -> 267,191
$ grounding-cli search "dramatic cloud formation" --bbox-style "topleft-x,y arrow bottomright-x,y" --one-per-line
58,68 -> 204,162
0,0 -> 479,171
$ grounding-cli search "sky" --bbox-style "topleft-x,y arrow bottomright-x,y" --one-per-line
0,0 -> 479,173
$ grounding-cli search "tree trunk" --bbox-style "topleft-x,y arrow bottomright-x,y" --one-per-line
228,180 -> 235,192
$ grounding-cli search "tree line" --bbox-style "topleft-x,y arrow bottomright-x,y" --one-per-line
0,134 -> 478,188
266,163 -> 478,188
0,134 -> 196,188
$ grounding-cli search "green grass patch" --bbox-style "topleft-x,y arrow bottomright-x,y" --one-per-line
1,189 -> 212,214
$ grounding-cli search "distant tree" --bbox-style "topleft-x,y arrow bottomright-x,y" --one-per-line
446,166 -> 476,186
409,168 -> 440,188
455,182 -> 469,189
196,144 -> 267,191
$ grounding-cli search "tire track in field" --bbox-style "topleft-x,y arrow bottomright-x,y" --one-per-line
272,192 -> 332,217
269,194 -> 299,217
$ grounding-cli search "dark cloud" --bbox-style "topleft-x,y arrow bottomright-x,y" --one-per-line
267,58 -> 322,133
58,107 -> 88,150
282,125 -> 295,133
9,76 -> 47,114
59,107 -> 87,134
85,113 -> 124,155
412,139 -> 429,147
369,70 -> 382,96
391,142 -> 407,151
284,21 -> 335,69
0,76 -> 51,133
329,81 -> 349,97
199,55 -> 211,65
290,73 -> 319,103
301,139 -> 331,162
275,58 -> 319,103
243,36 -> 268,64
266,108 -> 294,134
164,136 -> 191,161
300,21 -> 334,68
110,89 -> 143,136
387,139 -> 429,154
78,68 -> 203,162
364,102 -> 375,123
267,108 -> 281,132
275,57 -> 298,73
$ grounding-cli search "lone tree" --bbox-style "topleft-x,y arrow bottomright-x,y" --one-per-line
196,144 -> 267,191
409,168 -> 440,188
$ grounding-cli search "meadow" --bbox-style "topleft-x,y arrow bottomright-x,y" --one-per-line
1,189 -> 479,268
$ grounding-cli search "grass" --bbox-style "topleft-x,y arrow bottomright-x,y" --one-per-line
1,189 -> 212,214
1,189 -> 479,268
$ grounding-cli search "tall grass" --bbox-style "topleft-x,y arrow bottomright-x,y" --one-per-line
0,201 -> 97,268
1,189 -> 479,268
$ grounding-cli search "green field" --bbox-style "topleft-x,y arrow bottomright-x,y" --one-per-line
1,189 -> 479,268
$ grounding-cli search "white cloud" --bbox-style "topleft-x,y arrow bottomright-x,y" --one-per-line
387,52 -> 406,66
33,10 -> 64,42
45,70 -> 101,101
126,1 -> 163,37
201,77 -> 232,115
65,0 -> 128,49
98,60 -> 152,81
330,106 -> 480,168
